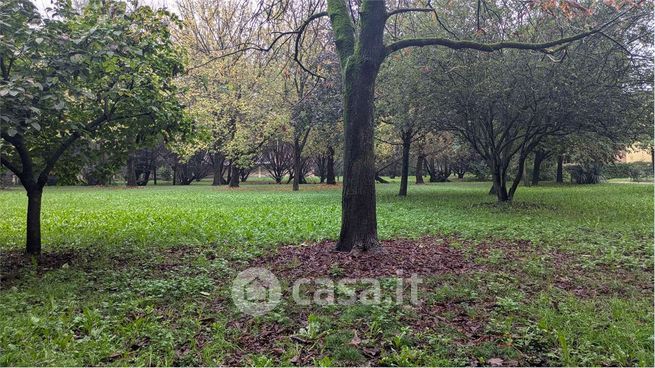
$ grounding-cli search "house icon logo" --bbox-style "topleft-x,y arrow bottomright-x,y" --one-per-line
231,267 -> 281,316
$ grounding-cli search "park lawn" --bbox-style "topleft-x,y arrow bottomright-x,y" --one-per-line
0,182 -> 652,366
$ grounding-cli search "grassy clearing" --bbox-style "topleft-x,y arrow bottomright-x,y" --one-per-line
0,182 -> 651,254
0,182 -> 652,366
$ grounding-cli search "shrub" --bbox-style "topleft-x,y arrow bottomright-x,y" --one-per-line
602,162 -> 651,180
567,163 -> 603,184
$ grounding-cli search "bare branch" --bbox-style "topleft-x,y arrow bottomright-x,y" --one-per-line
386,7 -> 434,19
598,31 -> 633,56
186,30 -> 297,72
294,11 -> 329,79
385,9 -> 628,55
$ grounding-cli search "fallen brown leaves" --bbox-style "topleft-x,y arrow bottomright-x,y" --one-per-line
248,237 -> 474,279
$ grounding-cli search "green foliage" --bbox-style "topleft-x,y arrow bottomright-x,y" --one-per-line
603,162 -> 653,181
1,0 -> 186,184
532,294 -> 653,366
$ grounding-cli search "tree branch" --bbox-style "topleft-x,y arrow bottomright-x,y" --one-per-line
385,10 -> 627,55
37,114 -> 109,187
2,132 -> 33,185
386,8 -> 434,19
386,29 -> 595,55
186,30 -> 297,72
36,111 -> 153,187
294,11 -> 329,79
327,0 -> 355,64
0,157 -> 22,178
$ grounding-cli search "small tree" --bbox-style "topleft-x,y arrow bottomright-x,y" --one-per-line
0,0 -> 185,254
376,51 -> 432,196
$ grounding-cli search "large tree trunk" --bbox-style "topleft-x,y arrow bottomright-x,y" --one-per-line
334,23 -> 384,250
415,155 -> 425,184
25,187 -> 43,255
229,165 -> 240,188
556,155 -> 564,184
492,175 -> 509,201
334,85 -> 380,250
398,131 -> 411,196
331,0 -> 385,252
126,154 -> 137,186
531,150 -> 547,185
326,146 -> 336,184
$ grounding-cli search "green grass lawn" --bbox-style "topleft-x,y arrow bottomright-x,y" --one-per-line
0,182 -> 652,366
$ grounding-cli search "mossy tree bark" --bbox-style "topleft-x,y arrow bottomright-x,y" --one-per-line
329,0 -> 385,252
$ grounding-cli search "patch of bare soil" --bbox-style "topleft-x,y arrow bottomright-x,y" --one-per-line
248,237 -> 476,279
0,250 -> 78,287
